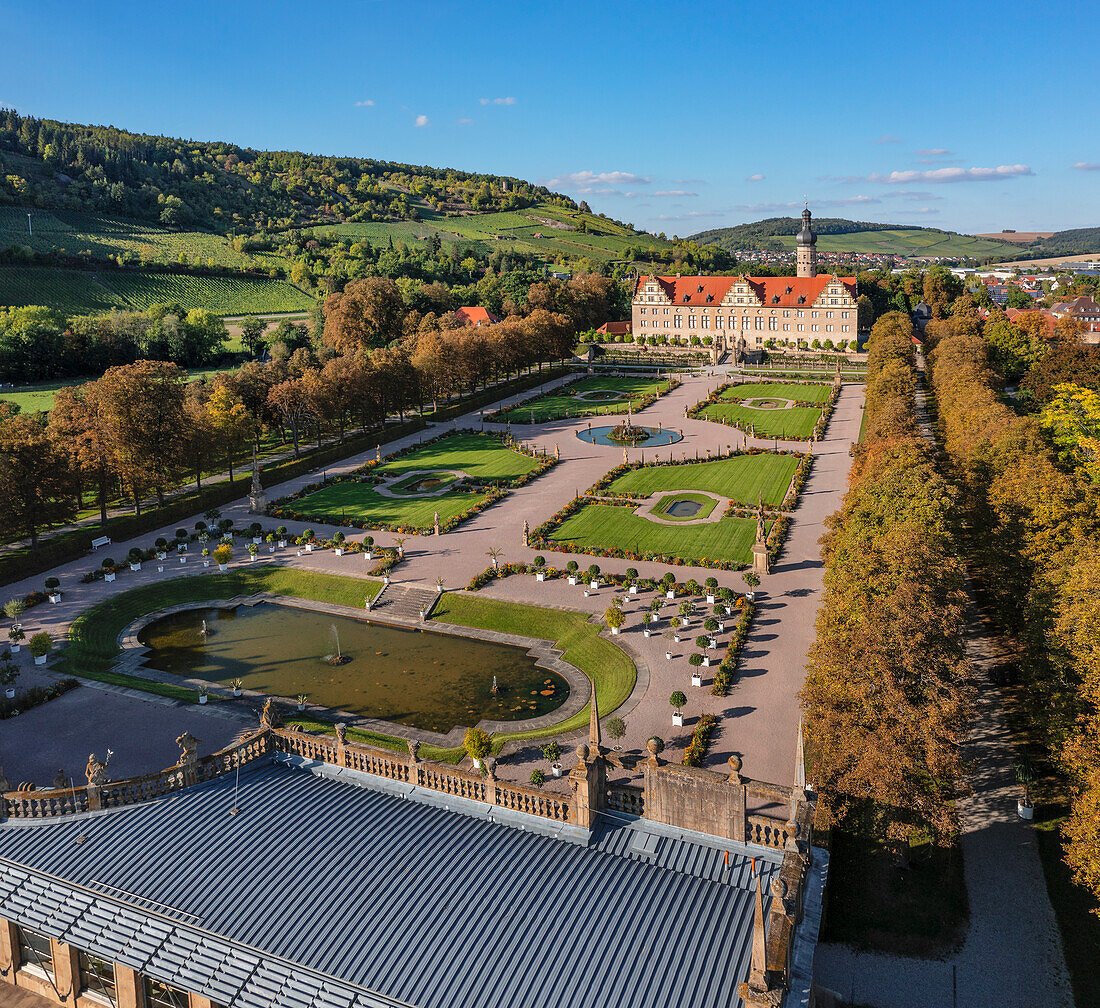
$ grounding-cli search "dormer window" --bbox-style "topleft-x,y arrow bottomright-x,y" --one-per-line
772,295 -> 780,304
682,295 -> 690,302
797,295 -> 806,304
785,286 -> 793,294
706,294 -> 714,303
697,285 -> 704,293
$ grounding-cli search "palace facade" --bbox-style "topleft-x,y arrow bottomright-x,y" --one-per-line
631,208 -> 859,354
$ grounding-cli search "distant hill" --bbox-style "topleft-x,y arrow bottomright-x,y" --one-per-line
690,216 -> 1023,259
1023,227 -> 1100,258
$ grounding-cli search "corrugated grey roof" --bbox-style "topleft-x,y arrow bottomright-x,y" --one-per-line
0,760 -> 776,1008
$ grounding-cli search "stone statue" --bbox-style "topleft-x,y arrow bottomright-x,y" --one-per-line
434,511 -> 441,536
755,494 -> 766,544
85,751 -> 112,787
522,519 -> 529,546
376,446 -> 382,462
175,732 -> 200,767
52,769 -> 67,791
407,738 -> 421,761
335,723 -> 347,745
248,447 -> 267,515
260,697 -> 282,731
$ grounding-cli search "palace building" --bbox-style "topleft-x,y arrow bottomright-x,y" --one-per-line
632,208 -> 858,356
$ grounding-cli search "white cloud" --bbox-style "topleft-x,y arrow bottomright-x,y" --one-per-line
875,135 -> 902,144
1073,162 -> 1100,171
479,97 -> 516,106
913,148 -> 952,156
543,170 -> 651,192
457,117 -> 473,126
653,190 -> 698,198
746,173 -> 765,182
354,99 -> 375,107
654,210 -> 725,221
867,164 -> 1033,183
414,114 -> 430,127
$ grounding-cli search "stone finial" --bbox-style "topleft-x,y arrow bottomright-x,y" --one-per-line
335,723 -> 347,745
771,875 -> 792,915
175,732 -> 200,767
728,753 -> 743,783
406,739 -> 421,761
260,697 -> 282,731
485,757 -> 497,780
85,751 -> 111,787
575,743 -> 590,763
646,737 -> 662,765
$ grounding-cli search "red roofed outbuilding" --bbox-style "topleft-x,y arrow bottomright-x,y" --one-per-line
454,307 -> 500,327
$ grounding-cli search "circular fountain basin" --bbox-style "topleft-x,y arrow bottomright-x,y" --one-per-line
576,425 -> 683,447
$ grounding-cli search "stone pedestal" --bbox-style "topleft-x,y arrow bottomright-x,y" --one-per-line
752,541 -> 769,575
249,488 -> 267,514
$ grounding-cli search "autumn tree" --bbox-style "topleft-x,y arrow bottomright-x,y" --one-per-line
267,377 -> 315,457
207,383 -> 250,480
322,277 -> 405,353
0,414 -> 76,548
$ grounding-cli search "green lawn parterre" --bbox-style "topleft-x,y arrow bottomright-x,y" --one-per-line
607,453 -> 799,507
493,375 -> 672,423
283,432 -> 543,530
722,382 -> 832,403
699,402 -> 823,439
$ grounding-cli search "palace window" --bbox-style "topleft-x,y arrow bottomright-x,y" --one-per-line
78,950 -> 118,1005
826,324 -> 833,332
842,311 -> 850,319
689,315 -> 697,328
826,311 -> 833,319
769,317 -> 778,330
797,310 -> 804,319
755,317 -> 763,330
783,324 -> 790,332
663,308 -> 670,314
842,325 -> 850,332
17,927 -> 54,979
663,320 -> 669,328
797,324 -> 805,332
701,316 -> 709,328
811,311 -> 818,319
639,307 -> 646,314
144,977 -> 191,1008
812,324 -> 819,332
783,310 -> 790,318
674,314 -> 682,328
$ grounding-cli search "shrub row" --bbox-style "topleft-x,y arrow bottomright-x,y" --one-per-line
682,713 -> 718,767
0,677 -> 79,720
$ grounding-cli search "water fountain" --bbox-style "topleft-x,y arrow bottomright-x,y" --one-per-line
491,674 -> 498,694
324,623 -> 351,666
606,401 -> 651,445
200,619 -> 207,637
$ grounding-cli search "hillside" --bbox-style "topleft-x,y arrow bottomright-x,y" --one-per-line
690,216 -> 1023,258
0,109 -> 571,230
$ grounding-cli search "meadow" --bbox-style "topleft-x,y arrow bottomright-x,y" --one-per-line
0,265 -> 315,315
606,454 -> 799,507
493,375 -> 671,422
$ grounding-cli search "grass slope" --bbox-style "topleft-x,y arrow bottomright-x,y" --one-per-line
494,376 -> 670,423
699,402 -> 822,439
549,504 -> 762,567
774,229 -> 1019,257
608,454 -> 799,507
0,265 -> 314,315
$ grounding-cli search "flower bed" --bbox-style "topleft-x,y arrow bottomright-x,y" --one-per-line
710,599 -> 754,696
682,713 -> 718,766
0,677 -> 79,719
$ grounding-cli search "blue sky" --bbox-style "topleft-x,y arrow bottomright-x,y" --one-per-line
2,0 -> 1096,236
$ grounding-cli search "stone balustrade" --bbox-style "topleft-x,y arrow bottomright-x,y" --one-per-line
605,784 -> 644,815
746,813 -> 786,849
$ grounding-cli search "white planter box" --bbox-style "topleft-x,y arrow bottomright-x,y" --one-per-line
233,689 -> 242,697
1017,801 -> 1034,820
218,564 -> 228,572
666,651 -> 673,660
48,593 -> 61,604
629,585 -> 638,594
709,638 -> 718,649
156,552 -> 167,560
33,655 -> 47,666
279,540 -> 287,549
334,548 -> 344,556
568,576 -> 577,585
269,546 -> 276,553
156,565 -> 164,573
590,580 -> 601,590
363,551 -> 372,560
130,562 -> 141,571
248,555 -> 256,563
703,656 -> 711,667
4,688 -> 14,699
104,572 -> 116,582
203,560 -> 210,568
297,703 -> 306,711
253,537 -> 262,544
536,571 -> 545,581
672,712 -> 684,727
643,628 -> 651,637
9,644 -> 19,653
199,694 -> 208,704
611,626 -> 620,635
666,589 -> 675,599
552,763 -> 563,778
718,622 -> 726,632
706,594 -> 716,604
304,543 -> 314,552
691,673 -> 703,687
179,557 -> 186,564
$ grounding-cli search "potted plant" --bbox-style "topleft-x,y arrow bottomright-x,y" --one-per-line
533,555 -> 546,581
303,529 -> 315,552
435,576 -> 445,594
250,523 -> 263,544
464,727 -> 492,773
45,577 -> 62,604
297,694 -> 308,711
248,542 -> 259,562
588,564 -> 601,589
5,599 -> 26,621
333,531 -> 346,556
231,677 -> 244,697
277,526 -> 289,549
128,547 -> 143,571
176,529 -> 189,552
665,581 -> 676,600
361,534 -> 374,560
566,560 -> 579,585
154,537 -> 168,560
1,661 -> 18,699
266,533 -> 276,553
1016,756 -> 1036,821
198,685 -> 208,704
605,603 -> 625,635
213,544 -> 232,571
642,612 -> 652,637
606,717 -> 626,746
705,577 -> 718,604
670,616 -> 681,642
202,548 -> 210,567
530,769 -> 545,787
29,631 -> 52,666
541,741 -> 563,777
102,558 -> 116,582
8,625 -> 24,652
626,568 -> 639,594
742,570 -> 761,596
670,691 -> 686,727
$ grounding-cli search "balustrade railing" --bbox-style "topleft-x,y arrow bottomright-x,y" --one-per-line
606,785 -> 644,816
746,813 -> 786,849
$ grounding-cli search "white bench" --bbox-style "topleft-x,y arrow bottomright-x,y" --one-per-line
91,536 -> 112,550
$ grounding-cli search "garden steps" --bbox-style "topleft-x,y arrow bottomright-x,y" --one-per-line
372,584 -> 439,622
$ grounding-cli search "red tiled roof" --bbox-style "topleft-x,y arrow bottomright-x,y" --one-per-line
635,274 -> 856,308
454,306 -> 500,326
1005,308 -> 1056,336
597,321 -> 632,334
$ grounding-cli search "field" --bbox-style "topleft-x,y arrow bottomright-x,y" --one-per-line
0,265 -> 315,315
607,454 -> 799,507
0,366 -> 235,413
774,228 -> 1019,258
548,503 -> 763,567
0,207 -> 254,268
284,433 -> 542,529
698,402 -> 823,439
312,202 -> 674,263
723,382 -> 832,403
494,375 -> 671,423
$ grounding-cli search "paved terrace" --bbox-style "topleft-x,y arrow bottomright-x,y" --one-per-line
0,369 -> 862,791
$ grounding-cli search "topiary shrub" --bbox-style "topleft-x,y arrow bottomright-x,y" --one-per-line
607,717 -> 626,739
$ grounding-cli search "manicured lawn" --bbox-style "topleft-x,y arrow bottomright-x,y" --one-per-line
495,375 -> 671,423
653,492 -> 719,522
548,503 -> 762,567
723,381 -> 832,403
607,454 -> 799,507
431,593 -> 636,740
287,433 -> 541,527
699,402 -> 823,439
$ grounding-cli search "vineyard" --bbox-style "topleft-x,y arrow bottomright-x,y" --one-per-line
0,207 -> 255,268
0,266 -> 316,316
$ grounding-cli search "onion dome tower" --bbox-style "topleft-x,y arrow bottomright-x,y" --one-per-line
796,206 -> 818,277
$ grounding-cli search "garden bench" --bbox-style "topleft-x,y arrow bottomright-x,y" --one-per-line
91,536 -> 112,550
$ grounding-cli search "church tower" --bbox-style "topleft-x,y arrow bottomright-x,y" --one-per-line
796,206 -> 817,277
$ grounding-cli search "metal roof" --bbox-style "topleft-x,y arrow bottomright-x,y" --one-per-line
0,759 -> 777,1008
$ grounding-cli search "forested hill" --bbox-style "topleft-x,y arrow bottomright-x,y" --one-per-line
0,110 -> 574,232
689,216 -> 920,250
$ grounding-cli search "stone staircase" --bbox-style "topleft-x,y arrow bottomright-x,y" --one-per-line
372,584 -> 440,623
